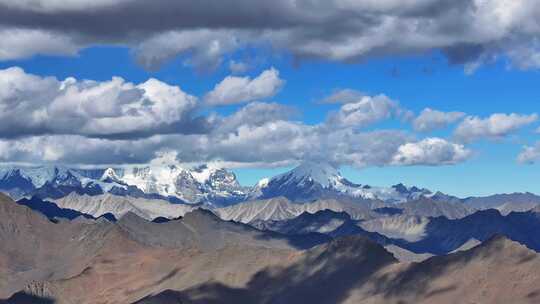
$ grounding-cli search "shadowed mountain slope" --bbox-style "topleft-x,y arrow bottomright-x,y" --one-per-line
134,235 -> 540,304
252,207 -> 540,257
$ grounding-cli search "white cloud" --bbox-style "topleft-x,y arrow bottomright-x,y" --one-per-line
0,67 -> 476,168
204,68 -> 284,105
325,94 -> 401,128
517,142 -> 540,164
0,121 -> 470,169
413,108 -> 466,132
391,137 -> 471,166
218,102 -> 296,132
0,67 -> 201,138
0,28 -> 81,61
454,113 -> 538,142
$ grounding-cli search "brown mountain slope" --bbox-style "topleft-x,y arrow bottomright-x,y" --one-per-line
134,234 -> 540,304
0,194 -> 311,303
0,193 -> 117,299
1,193 -> 540,304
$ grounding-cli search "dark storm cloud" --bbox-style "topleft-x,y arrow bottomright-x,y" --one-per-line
1,0 -> 540,70
0,0 -> 297,37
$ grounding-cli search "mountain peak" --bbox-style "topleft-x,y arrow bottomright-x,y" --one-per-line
281,161 -> 341,188
100,168 -> 121,182
466,234 -> 535,259
256,177 -> 270,188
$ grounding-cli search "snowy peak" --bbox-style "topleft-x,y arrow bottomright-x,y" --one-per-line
0,164 -> 246,206
252,162 -> 439,204
192,164 -> 241,189
0,166 -> 57,189
100,164 -> 246,206
191,164 -> 217,184
100,168 -> 122,183
278,161 -> 343,188
257,178 -> 270,188
255,162 -> 360,202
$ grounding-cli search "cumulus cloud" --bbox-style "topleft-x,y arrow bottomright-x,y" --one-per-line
218,102 -> 297,133
454,113 -> 538,142
204,68 -> 284,105
0,67 -> 205,139
133,30 -> 241,72
413,108 -> 466,132
325,94 -> 403,128
0,27 -> 81,61
391,138 -> 471,166
0,67 -> 475,168
0,117 -> 469,169
517,142 -> 540,164
1,0 -> 540,71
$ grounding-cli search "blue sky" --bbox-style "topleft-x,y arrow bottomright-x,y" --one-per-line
0,1 -> 540,197
1,47 -> 538,197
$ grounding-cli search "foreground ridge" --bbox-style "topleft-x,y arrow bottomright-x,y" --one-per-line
1,194 -> 540,304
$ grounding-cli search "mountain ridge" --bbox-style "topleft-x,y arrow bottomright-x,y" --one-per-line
2,162 -> 540,214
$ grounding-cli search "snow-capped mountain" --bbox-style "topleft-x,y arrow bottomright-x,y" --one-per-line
0,164 -> 247,206
118,164 -> 247,205
253,161 -> 433,204
0,166 -> 116,199
2,162 -> 539,214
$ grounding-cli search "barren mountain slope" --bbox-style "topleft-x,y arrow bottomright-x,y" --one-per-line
0,194 -> 322,303
0,193 -> 117,299
2,193 -> 540,304
134,236 -> 540,304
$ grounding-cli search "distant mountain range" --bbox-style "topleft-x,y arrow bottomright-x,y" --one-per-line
0,164 -> 248,206
2,162 -> 539,212
1,193 -> 540,304
253,206 -> 540,256
2,161 -> 540,263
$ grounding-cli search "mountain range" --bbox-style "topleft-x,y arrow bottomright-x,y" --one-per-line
252,206 -> 540,257
1,193 -> 540,304
2,161 -> 540,269
2,162 -> 540,255
0,165 -> 248,206
2,162 -> 539,213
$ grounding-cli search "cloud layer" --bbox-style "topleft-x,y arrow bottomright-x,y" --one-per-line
0,67 -> 476,168
204,68 -> 283,105
392,138 -> 471,166
454,113 -> 538,142
1,0 -> 540,71
0,67 -> 209,139
413,108 -> 466,132
2,67 -> 538,169
325,94 -> 404,128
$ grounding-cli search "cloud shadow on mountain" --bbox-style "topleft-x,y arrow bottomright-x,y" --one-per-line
134,236 -> 396,304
